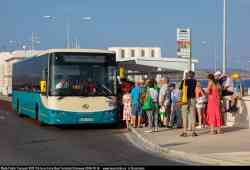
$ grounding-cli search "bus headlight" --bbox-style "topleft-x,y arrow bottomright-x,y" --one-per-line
107,101 -> 114,107
106,96 -> 117,107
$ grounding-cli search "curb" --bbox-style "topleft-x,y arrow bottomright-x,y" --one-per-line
128,126 -> 249,165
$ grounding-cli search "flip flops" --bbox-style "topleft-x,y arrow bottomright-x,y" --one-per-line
192,132 -> 198,137
180,132 -> 188,137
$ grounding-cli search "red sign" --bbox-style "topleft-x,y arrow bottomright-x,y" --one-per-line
177,40 -> 191,45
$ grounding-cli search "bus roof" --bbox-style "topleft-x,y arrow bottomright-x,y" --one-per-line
38,48 -> 115,57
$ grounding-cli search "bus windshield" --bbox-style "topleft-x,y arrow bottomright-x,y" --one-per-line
50,54 -> 117,96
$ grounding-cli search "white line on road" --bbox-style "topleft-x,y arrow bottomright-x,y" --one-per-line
0,116 -> 5,120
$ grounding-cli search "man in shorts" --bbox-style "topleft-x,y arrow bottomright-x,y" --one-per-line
131,80 -> 143,128
222,74 -> 237,111
179,71 -> 198,137
214,71 -> 237,112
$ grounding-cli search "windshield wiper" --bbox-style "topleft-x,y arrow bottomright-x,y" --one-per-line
95,84 -> 113,98
101,85 -> 113,95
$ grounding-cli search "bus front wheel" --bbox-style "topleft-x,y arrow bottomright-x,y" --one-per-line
16,100 -> 23,117
35,104 -> 46,126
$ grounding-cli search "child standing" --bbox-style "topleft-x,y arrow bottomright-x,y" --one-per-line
195,80 -> 207,128
122,89 -> 132,128
169,83 -> 182,128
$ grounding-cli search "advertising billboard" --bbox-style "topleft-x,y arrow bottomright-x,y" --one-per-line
177,28 -> 191,58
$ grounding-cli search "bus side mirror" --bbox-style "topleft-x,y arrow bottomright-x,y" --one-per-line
42,68 -> 48,80
40,68 -> 48,95
40,80 -> 47,94
119,67 -> 125,79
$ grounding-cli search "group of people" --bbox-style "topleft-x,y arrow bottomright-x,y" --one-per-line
121,70 -> 239,137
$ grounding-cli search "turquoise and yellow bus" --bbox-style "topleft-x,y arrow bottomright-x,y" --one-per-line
12,49 -> 118,125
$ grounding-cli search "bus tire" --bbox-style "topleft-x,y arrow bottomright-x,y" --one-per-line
16,99 -> 23,117
112,120 -> 121,129
35,103 -> 46,126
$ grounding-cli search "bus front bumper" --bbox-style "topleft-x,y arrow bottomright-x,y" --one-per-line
47,110 -> 118,125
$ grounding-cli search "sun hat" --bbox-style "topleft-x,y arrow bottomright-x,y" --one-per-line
214,70 -> 222,77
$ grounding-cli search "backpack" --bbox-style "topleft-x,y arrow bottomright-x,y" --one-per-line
140,87 -> 147,104
142,88 -> 154,111
161,84 -> 171,106
181,80 -> 188,104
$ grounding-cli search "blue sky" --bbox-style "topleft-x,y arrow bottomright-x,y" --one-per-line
0,0 -> 250,70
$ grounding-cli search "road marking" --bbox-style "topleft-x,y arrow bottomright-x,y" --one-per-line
0,116 -> 5,120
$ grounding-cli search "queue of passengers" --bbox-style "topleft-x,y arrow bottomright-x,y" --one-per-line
122,70 -> 239,137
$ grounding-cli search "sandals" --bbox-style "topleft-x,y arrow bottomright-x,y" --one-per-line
209,129 -> 224,135
179,132 -> 198,137
210,131 -> 217,135
153,128 -> 159,132
217,130 -> 224,134
192,132 -> 198,137
180,132 -> 188,137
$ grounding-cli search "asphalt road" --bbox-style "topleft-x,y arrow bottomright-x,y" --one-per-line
0,100 -> 185,166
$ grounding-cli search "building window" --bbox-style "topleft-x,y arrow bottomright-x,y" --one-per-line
151,50 -> 155,57
121,49 -> 125,58
131,49 -> 135,57
141,49 -> 145,57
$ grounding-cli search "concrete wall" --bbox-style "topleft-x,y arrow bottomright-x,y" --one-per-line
108,47 -> 161,61
0,50 -> 44,96
0,52 -> 12,93
228,96 -> 250,129
2,59 -> 22,96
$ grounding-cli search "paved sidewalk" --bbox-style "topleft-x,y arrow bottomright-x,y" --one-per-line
129,126 -> 250,165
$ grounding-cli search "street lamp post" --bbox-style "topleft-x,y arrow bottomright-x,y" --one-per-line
213,43 -> 217,71
43,15 -> 92,48
246,60 -> 250,72
71,16 -> 92,48
189,28 -> 192,71
201,41 -> 218,72
43,15 -> 71,48
66,16 -> 70,48
31,32 -> 40,51
79,16 -> 92,48
82,16 -> 92,21
223,0 -> 228,74
8,40 -> 17,51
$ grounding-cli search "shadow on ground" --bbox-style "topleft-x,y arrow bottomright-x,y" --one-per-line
159,142 -> 190,148
55,121 -> 124,130
197,126 -> 244,136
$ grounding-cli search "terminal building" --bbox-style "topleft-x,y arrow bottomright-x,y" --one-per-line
108,47 -> 198,82
0,50 -> 43,95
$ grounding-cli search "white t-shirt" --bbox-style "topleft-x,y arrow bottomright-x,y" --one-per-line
149,88 -> 158,103
171,89 -> 181,104
159,84 -> 170,105
223,76 -> 234,92
56,81 -> 64,89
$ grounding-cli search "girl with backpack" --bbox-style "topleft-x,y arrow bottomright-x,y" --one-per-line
143,79 -> 159,133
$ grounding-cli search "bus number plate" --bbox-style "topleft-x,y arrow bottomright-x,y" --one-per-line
80,118 -> 94,122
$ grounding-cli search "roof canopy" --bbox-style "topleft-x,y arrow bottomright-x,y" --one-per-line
118,57 -> 198,72
38,48 -> 115,57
